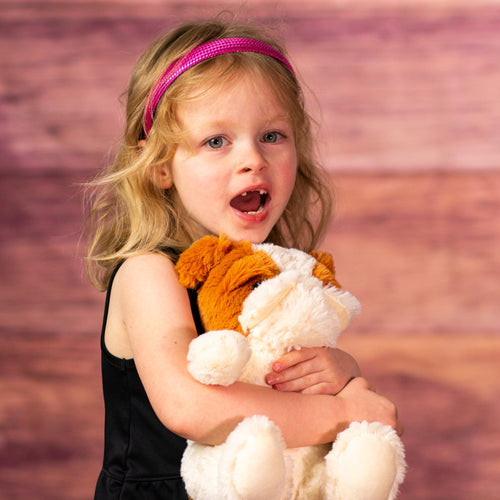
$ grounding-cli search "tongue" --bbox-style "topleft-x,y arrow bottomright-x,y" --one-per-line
230,191 -> 262,213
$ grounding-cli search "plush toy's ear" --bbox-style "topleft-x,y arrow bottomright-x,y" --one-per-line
198,250 -> 280,334
310,250 -> 341,288
175,234 -> 253,289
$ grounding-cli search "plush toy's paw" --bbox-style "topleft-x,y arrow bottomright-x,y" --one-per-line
187,330 -> 251,386
181,440 -> 222,500
325,421 -> 406,500
218,415 -> 290,500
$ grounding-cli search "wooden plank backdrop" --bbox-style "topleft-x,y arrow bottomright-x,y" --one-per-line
1,1 -> 499,499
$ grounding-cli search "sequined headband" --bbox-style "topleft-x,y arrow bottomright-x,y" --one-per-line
143,37 -> 295,137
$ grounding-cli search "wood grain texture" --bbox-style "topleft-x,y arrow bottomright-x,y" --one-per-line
2,1 -> 500,173
1,1 -> 499,499
328,171 -> 500,335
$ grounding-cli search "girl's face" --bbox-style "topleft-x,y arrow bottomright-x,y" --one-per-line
165,71 -> 297,244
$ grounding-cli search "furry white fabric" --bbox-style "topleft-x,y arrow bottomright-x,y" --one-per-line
181,243 -> 406,500
187,330 -> 251,386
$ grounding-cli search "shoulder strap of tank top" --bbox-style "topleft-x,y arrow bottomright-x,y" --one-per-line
100,261 -> 125,350
187,288 -> 204,335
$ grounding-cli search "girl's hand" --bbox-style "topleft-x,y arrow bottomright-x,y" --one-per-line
338,377 -> 404,436
265,347 -> 362,395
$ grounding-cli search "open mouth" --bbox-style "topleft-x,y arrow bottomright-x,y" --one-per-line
230,190 -> 269,215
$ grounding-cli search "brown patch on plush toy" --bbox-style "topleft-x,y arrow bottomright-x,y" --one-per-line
176,235 -> 280,335
310,250 -> 341,288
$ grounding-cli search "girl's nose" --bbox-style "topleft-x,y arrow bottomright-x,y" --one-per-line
237,142 -> 268,173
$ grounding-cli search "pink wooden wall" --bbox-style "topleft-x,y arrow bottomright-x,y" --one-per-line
1,1 -> 499,498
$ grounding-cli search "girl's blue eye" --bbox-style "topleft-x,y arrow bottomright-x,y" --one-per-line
262,132 -> 282,143
206,136 -> 226,149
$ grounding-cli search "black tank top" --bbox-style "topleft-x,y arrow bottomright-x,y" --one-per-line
94,261 -> 204,499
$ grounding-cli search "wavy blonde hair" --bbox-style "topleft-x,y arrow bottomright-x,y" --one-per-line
84,19 -> 333,290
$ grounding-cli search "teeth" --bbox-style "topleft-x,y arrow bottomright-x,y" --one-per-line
240,190 -> 267,196
246,206 -> 265,215
232,190 -> 268,215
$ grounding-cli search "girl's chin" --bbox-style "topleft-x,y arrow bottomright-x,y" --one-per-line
188,212 -> 275,244
223,227 -> 272,245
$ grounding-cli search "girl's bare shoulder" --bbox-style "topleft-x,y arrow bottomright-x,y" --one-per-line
117,251 -> 193,324
107,251 -> 195,359
116,252 -> 189,315
118,251 -> 176,279
104,253 -> 178,358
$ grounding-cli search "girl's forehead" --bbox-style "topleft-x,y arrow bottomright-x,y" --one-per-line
185,67 -> 279,100
183,72 -> 293,123
177,72 -> 290,123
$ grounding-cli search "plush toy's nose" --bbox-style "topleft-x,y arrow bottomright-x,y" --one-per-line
241,282 -> 294,331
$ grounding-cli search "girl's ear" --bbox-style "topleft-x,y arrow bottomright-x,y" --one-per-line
153,163 -> 173,189
138,140 -> 174,189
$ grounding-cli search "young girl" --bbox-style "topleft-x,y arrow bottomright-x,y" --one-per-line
86,19 -> 401,499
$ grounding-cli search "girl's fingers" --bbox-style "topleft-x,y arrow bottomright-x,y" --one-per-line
266,356 -> 320,387
266,347 -> 353,394
267,347 -> 361,395
266,363 -> 317,390
270,370 -> 324,392
271,347 -> 316,373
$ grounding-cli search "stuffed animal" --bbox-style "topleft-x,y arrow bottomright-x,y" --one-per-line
175,235 -> 406,500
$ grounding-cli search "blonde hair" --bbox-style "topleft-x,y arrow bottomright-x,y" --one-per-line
84,19 -> 333,290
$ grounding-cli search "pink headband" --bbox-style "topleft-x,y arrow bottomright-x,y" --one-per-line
143,37 -> 295,136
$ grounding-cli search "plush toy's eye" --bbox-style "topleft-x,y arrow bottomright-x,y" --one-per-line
251,281 -> 262,290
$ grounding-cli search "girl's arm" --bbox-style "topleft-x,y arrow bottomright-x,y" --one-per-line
111,253 -> 399,447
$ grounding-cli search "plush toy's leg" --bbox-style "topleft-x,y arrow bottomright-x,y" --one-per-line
181,440 -> 223,500
218,415 -> 291,500
324,421 -> 406,500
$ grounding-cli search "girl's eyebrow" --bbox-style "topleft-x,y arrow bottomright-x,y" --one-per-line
262,117 -> 294,132
189,116 -> 291,137
267,117 -> 292,127
216,113 -> 292,128
264,111 -> 292,123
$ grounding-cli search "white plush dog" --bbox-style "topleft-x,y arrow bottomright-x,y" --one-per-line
175,235 -> 406,500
